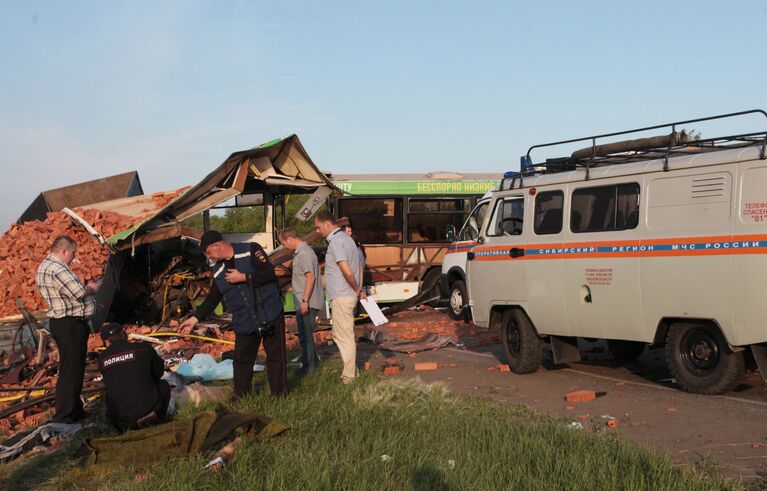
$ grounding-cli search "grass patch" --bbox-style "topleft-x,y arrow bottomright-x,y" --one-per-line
2,363 -> 736,490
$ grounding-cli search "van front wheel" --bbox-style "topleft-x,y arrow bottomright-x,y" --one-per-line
501,309 -> 542,374
666,323 -> 744,395
447,280 -> 469,320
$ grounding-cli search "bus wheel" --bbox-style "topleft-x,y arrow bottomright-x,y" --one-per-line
666,323 -> 744,395
447,280 -> 469,320
501,309 -> 542,374
607,340 -> 645,363
420,269 -> 442,308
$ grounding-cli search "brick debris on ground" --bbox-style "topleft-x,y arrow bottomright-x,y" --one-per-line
0,318 -> 334,441
365,307 -> 500,349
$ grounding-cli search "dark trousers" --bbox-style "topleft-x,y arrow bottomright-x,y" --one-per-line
49,317 -> 89,423
234,316 -> 287,397
111,380 -> 172,433
296,308 -> 319,375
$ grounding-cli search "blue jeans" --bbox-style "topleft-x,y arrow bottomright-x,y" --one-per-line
296,308 -> 319,374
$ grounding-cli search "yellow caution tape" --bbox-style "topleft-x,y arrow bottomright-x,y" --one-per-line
146,332 -> 235,345
0,390 -> 49,403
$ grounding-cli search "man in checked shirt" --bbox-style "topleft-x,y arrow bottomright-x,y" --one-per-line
36,236 -> 101,423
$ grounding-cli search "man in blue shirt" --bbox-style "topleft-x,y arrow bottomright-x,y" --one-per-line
314,211 -> 365,384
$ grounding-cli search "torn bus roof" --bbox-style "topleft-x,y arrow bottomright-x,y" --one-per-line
107,134 -> 339,249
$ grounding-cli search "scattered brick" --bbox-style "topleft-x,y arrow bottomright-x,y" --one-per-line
565,405 -> 576,411
607,419 -> 619,429
498,364 -> 511,372
566,390 -> 597,403
383,365 -> 401,375
414,362 -> 438,371
576,414 -> 590,421
363,362 -> 372,371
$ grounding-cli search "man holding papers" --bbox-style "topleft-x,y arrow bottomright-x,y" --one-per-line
314,211 -> 365,384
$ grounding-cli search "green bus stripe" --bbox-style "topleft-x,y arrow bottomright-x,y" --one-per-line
335,180 -> 497,195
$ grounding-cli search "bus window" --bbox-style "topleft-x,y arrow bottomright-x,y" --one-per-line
408,198 -> 471,243
337,198 -> 403,244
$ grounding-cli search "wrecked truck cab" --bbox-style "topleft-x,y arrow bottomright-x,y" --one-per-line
0,134 -> 340,331
106,134 -> 343,319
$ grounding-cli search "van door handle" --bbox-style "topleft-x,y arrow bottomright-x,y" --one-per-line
467,252 -> 476,261
509,247 -> 525,258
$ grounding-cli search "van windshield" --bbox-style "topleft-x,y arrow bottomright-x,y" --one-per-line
488,198 -> 524,236
461,201 -> 489,240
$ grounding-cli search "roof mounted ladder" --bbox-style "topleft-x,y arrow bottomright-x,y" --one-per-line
525,109 -> 767,176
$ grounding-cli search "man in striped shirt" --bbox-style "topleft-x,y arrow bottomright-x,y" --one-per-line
314,211 -> 365,384
36,236 -> 101,423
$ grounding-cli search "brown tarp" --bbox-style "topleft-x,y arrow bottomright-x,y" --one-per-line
84,407 -> 289,474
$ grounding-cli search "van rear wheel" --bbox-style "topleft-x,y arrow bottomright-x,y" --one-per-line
447,280 -> 469,320
607,340 -> 645,363
501,309 -> 542,374
666,323 -> 744,395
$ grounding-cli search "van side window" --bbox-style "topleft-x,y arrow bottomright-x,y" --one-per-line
534,191 -> 564,235
461,202 -> 489,241
488,198 -> 524,236
570,183 -> 639,233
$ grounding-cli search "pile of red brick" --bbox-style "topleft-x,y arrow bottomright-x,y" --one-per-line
150,188 -> 187,209
0,208 -> 137,318
375,311 -> 500,348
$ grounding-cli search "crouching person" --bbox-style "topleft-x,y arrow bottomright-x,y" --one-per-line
97,323 -> 172,432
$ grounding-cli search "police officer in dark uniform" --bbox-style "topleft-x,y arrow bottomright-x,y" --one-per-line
179,230 -> 287,397
97,323 -> 171,432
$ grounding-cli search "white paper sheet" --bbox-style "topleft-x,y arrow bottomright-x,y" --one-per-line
360,298 -> 388,326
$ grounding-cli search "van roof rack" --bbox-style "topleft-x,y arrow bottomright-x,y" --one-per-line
503,109 -> 767,190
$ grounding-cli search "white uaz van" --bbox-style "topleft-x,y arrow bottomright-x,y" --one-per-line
467,110 -> 767,395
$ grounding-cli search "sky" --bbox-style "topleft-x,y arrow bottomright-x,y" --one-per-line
1,1 -> 766,226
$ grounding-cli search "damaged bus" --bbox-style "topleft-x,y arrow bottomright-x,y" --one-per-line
328,172 -> 500,303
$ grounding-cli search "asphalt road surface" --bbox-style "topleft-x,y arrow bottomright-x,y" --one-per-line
332,309 -> 767,482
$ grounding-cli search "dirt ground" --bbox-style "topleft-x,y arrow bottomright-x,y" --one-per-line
314,308 -> 767,482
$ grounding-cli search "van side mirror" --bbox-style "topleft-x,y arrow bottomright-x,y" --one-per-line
446,224 -> 456,243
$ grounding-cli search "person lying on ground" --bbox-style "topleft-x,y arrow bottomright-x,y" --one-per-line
97,323 -> 172,432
